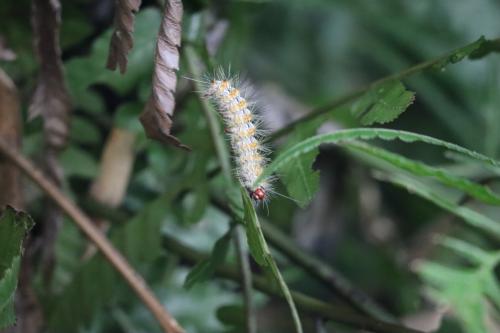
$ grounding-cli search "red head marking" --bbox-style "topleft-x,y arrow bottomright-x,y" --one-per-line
251,187 -> 266,201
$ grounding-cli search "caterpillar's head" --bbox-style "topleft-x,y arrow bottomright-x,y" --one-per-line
250,187 -> 266,201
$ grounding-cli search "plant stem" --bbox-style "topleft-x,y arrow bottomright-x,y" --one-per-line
84,194 -> 394,324
211,196 -> 394,321
261,221 -> 396,322
0,138 -> 185,333
268,37 -> 497,141
184,45 -> 232,181
185,39 -> 262,332
162,233 -> 424,333
234,225 -> 257,333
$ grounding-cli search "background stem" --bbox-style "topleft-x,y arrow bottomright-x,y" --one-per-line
162,233 -> 424,333
0,137 -> 185,333
234,225 -> 257,333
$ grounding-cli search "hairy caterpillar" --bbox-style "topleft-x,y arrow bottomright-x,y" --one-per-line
202,71 -> 272,203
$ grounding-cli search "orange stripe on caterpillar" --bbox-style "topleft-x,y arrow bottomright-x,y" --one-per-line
232,114 -> 253,126
228,88 -> 240,99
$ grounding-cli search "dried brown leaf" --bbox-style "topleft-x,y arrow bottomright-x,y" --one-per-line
29,0 -> 71,287
29,0 -> 71,152
140,0 -> 189,151
106,0 -> 142,74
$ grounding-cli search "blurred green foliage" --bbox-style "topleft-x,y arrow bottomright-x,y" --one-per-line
1,0 -> 500,332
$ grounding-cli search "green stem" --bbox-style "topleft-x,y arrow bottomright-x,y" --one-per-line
234,225 -> 257,333
184,45 -> 233,181
261,221 -> 396,322
266,256 -> 303,333
79,198 -> 420,332
84,193 -> 394,324
211,196 -> 394,322
269,37 -> 497,142
161,233 -> 424,333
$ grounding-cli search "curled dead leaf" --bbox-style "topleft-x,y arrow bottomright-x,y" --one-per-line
140,0 -> 188,151
106,0 -> 142,74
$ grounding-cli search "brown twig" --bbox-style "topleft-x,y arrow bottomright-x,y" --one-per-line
0,138 -> 185,333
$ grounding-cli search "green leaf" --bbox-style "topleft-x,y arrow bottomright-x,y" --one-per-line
375,172 -> 500,237
46,183 -> 189,331
346,141 -> 500,205
469,38 -> 500,60
241,188 -> 270,267
241,188 -> 303,333
65,9 -> 161,111
433,36 -> 486,67
114,102 -> 144,134
351,80 -> 415,125
438,237 -> 492,265
181,184 -> 209,224
278,120 -> 321,208
417,237 -> 500,333
419,261 -> 487,333
256,128 -> 500,187
184,230 -> 232,289
60,146 -> 98,178
280,150 -> 319,208
51,221 -> 86,293
70,116 -> 102,144
227,186 -> 244,222
180,152 -> 211,224
216,304 -> 246,328
60,5 -> 94,50
0,207 -> 34,329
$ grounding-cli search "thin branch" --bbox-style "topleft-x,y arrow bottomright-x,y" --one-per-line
162,233 -> 424,333
268,37 -> 500,142
0,138 -> 185,333
233,225 -> 257,333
